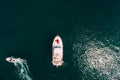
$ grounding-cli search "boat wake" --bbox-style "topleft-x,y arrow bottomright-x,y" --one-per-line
6,56 -> 32,80
70,27 -> 120,80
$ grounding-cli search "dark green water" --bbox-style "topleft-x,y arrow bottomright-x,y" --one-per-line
0,0 -> 120,80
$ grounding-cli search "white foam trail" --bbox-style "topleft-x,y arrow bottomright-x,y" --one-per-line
73,40 -> 120,80
71,29 -> 120,80
6,56 -> 32,80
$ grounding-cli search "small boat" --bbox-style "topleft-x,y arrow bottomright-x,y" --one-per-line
52,35 -> 64,67
6,57 -> 17,63
6,56 -> 26,64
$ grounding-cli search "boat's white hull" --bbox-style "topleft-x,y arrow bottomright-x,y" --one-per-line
6,57 -> 17,63
52,35 -> 64,67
